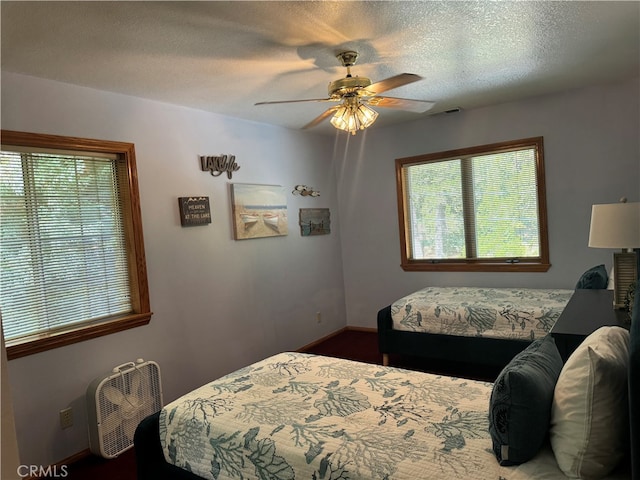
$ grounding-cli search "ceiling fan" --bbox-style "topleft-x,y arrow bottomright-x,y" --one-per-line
255,51 -> 435,135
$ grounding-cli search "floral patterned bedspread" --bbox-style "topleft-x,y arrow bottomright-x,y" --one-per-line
391,287 -> 574,341
160,352 -> 586,480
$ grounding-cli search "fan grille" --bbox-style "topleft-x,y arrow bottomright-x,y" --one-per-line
89,361 -> 163,458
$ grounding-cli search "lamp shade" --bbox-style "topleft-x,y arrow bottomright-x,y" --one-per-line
588,202 -> 640,249
330,97 -> 378,135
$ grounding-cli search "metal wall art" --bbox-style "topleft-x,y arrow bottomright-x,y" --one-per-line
200,154 -> 240,179
292,185 -> 320,197
231,184 -> 288,240
178,197 -> 211,227
299,208 -> 330,236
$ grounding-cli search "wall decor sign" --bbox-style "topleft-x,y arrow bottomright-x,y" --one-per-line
292,185 -> 320,197
299,208 -> 330,236
178,197 -> 211,227
200,154 -> 240,179
230,183 -> 288,240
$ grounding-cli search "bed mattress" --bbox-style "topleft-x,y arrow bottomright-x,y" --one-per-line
391,287 -> 574,341
158,351 -> 604,480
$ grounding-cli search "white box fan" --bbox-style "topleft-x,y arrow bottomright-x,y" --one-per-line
87,359 -> 163,458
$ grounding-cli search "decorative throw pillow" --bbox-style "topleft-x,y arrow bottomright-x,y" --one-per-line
575,264 -> 608,289
488,334 -> 563,465
550,326 -> 630,479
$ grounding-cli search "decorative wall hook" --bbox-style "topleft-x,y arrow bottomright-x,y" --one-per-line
292,185 -> 320,197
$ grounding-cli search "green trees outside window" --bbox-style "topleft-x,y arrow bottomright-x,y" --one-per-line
396,137 -> 550,272
0,131 -> 151,359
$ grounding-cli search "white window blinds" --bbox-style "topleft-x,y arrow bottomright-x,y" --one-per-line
402,145 -> 541,261
0,147 -> 132,342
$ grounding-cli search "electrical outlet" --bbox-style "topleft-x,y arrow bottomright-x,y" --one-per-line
316,312 -> 322,324
60,408 -> 73,429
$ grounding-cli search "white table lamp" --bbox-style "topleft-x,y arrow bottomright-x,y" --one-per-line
588,199 -> 640,309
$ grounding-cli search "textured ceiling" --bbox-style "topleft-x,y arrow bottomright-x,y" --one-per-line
1,1 -> 639,135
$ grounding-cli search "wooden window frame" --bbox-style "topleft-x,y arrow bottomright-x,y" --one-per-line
396,137 -> 551,272
1,130 -> 152,359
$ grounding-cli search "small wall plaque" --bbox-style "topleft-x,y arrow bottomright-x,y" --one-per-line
178,197 -> 211,227
299,208 -> 330,236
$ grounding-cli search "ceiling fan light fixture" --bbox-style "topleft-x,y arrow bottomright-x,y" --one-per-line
330,98 -> 378,135
356,102 -> 378,126
256,50 -> 431,132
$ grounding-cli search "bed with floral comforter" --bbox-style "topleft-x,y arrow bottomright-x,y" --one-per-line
158,351 -> 590,480
378,287 -> 574,369
391,287 -> 574,340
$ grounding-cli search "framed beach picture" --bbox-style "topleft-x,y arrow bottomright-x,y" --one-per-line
230,183 -> 288,240
299,208 -> 330,236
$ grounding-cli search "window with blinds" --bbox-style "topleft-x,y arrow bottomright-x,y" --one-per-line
396,137 -> 550,272
0,131 -> 151,359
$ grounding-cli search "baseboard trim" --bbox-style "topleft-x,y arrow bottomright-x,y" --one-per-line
296,326 -> 376,352
345,326 -> 377,333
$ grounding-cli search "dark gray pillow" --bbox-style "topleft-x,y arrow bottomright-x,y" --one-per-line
575,264 -> 608,289
488,334 -> 563,465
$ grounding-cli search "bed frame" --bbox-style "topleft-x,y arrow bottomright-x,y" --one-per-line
135,414 -> 198,480
135,287 -> 640,480
377,304 -> 531,369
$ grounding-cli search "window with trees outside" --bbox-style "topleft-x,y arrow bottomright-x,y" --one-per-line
396,137 -> 550,272
0,130 -> 151,360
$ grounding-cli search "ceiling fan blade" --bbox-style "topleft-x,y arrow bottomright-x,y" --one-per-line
364,73 -> 423,95
367,96 -> 435,113
302,106 -> 340,130
255,98 -> 335,106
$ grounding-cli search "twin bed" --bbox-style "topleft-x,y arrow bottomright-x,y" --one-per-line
378,287 -> 574,368
135,285 -> 638,480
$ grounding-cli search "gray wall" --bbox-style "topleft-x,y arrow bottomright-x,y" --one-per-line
2,72 -> 639,469
1,72 -> 348,468
337,78 -> 640,327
